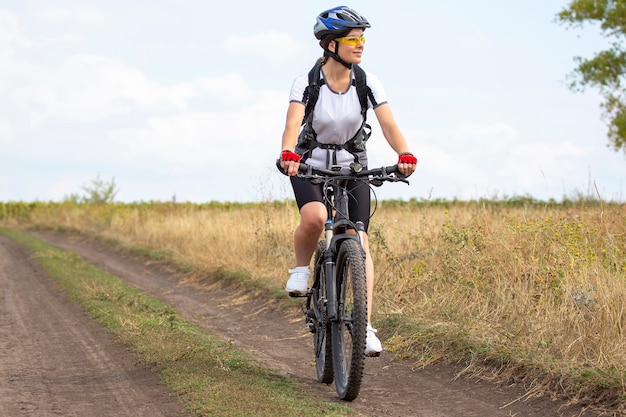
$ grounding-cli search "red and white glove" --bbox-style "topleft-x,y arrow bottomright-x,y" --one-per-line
398,152 -> 417,165
281,150 -> 301,162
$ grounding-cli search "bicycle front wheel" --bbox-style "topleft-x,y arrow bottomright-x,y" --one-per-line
331,239 -> 367,401
312,241 -> 333,384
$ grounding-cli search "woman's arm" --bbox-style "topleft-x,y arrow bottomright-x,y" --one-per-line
280,102 -> 306,175
374,103 -> 408,153
281,102 -> 305,151
374,103 -> 417,176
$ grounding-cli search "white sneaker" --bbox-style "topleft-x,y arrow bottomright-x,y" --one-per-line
285,266 -> 310,295
365,324 -> 382,356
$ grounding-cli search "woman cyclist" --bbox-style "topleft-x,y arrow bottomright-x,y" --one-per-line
279,6 -> 417,356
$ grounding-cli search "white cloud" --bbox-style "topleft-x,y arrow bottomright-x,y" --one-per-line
196,73 -> 251,104
36,7 -> 108,25
458,122 -> 517,138
38,34 -> 82,47
505,140 -> 591,187
0,11 -> 34,95
41,174 -> 85,201
11,54 -> 203,124
8,48 -> 261,127
419,142 -> 489,183
409,122 -> 596,198
411,122 -> 517,163
0,10 -> 29,47
223,32 -> 302,63
0,119 -> 12,143
110,90 -> 284,172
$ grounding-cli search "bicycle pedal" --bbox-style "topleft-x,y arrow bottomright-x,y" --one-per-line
365,351 -> 381,358
288,291 -> 308,298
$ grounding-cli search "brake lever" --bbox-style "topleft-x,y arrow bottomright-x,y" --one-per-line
396,173 -> 410,184
395,170 -> 410,184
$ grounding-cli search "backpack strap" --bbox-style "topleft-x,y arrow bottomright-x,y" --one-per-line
297,59 -> 374,159
296,59 -> 325,159
302,58 -> 325,132
352,64 -> 373,123
344,64 -> 374,154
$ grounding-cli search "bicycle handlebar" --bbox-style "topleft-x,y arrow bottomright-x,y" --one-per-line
275,159 -> 409,185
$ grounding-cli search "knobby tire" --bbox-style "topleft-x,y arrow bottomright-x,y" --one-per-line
332,239 -> 367,401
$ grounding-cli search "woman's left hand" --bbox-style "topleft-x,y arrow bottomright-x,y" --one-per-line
397,152 -> 417,177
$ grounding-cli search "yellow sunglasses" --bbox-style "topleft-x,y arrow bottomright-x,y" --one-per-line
335,35 -> 366,47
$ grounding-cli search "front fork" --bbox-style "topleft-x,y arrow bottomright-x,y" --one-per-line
324,221 -> 366,323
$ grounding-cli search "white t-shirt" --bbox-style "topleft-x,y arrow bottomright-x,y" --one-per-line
289,67 -> 388,168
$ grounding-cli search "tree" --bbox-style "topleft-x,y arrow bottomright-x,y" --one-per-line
556,0 -> 626,155
80,174 -> 118,204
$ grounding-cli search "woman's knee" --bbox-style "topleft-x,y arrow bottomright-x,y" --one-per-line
299,203 -> 325,232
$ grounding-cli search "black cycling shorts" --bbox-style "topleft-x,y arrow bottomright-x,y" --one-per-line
290,175 -> 372,232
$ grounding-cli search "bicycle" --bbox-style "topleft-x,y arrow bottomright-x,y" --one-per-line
277,160 -> 409,401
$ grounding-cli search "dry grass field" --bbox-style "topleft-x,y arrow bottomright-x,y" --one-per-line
2,198 -> 625,408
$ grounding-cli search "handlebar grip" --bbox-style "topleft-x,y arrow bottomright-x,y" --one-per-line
275,159 -> 311,176
299,162 -> 312,174
386,165 -> 400,174
371,165 -> 401,177
390,165 -> 409,180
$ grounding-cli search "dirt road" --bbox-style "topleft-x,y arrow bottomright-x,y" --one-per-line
0,234 -> 187,417
1,231 -> 594,416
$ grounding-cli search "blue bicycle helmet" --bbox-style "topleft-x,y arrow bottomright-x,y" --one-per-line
314,6 -> 370,40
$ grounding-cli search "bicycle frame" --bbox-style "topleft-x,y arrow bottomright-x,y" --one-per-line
279,160 -> 406,325
277,159 -> 409,400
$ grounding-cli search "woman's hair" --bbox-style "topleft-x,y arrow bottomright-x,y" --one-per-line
319,28 -> 353,63
319,29 -> 351,50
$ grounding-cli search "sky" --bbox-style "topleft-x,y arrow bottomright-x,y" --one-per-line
1,1 -> 625,203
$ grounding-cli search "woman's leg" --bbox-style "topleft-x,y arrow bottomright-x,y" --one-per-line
361,232 -> 375,323
293,201 -> 326,266
286,177 -> 326,294
290,176 -> 326,267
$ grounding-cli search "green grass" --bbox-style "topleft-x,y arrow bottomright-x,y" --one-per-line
0,228 -> 352,417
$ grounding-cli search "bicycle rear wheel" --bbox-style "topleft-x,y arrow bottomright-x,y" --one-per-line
332,239 -> 367,401
311,241 -> 333,384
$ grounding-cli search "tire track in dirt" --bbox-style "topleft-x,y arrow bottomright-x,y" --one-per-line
30,231 -> 592,417
0,234 -> 188,417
